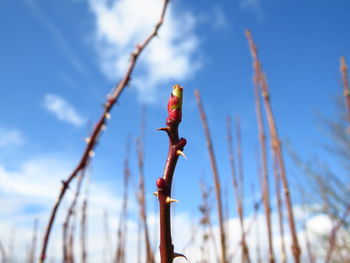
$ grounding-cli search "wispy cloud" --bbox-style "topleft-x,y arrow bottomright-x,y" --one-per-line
88,0 -> 200,103
43,94 -> 85,127
0,128 -> 25,147
22,0 -> 87,76
240,0 -> 264,18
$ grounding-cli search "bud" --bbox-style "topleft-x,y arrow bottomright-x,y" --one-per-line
178,138 -> 187,148
156,177 -> 167,189
166,84 -> 183,125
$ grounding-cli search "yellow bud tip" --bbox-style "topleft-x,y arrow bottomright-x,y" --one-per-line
176,150 -> 187,159
105,112 -> 111,119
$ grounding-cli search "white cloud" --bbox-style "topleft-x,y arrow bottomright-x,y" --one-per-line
0,128 -> 25,147
88,0 -> 200,103
43,94 -> 85,127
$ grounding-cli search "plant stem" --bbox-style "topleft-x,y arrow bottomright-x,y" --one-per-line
226,116 -> 251,263
136,113 -> 155,263
195,89 -> 227,263
245,30 -> 301,263
340,56 -> 350,131
157,85 -> 186,263
39,1 -> 170,261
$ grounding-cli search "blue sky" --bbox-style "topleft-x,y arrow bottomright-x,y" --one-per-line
0,0 -> 349,261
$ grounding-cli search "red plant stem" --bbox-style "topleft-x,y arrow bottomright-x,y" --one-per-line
226,116 -> 251,263
245,30 -> 301,263
272,154 -> 287,263
136,133 -> 155,262
195,89 -> 227,263
324,204 -> 350,263
340,56 -> 350,130
250,50 -> 275,263
38,1 -> 170,261
157,121 -> 185,263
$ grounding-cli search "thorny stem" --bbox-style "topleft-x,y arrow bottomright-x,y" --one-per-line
340,56 -> 350,132
195,89 -> 227,263
245,30 -> 301,263
226,116 -> 251,263
157,85 -> 186,263
38,0 -> 170,261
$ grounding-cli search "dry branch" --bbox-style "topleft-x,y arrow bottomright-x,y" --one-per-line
136,115 -> 155,263
245,29 -> 301,263
340,56 -> 350,131
195,89 -> 227,263
226,116 -> 251,263
39,0 -> 171,261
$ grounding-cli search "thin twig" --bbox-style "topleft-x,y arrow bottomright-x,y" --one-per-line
340,56 -> 350,132
226,116 -> 251,263
249,48 -> 275,263
325,204 -> 350,263
245,30 -> 301,263
136,108 -> 155,263
39,1 -> 171,261
195,89 -> 227,263
28,219 -> 38,263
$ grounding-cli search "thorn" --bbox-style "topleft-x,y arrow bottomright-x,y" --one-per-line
89,150 -> 95,158
166,196 -> 179,204
173,252 -> 188,261
85,137 -> 91,144
157,127 -> 170,132
153,192 -> 158,197
176,150 -> 187,159
101,124 -> 107,131
105,112 -> 111,119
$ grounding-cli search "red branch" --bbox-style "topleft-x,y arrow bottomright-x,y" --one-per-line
38,1 -> 170,262
340,56 -> 350,132
156,85 -> 186,263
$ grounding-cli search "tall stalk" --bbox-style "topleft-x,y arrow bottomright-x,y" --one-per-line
248,43 -> 275,263
195,89 -> 227,263
156,85 -> 187,263
245,30 -> 301,263
136,110 -> 155,263
39,1 -> 171,261
226,116 -> 251,263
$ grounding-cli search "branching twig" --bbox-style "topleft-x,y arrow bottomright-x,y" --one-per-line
39,1 -> 171,261
195,89 -> 227,263
245,30 -> 301,263
156,85 -> 187,263
325,204 -> 350,263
